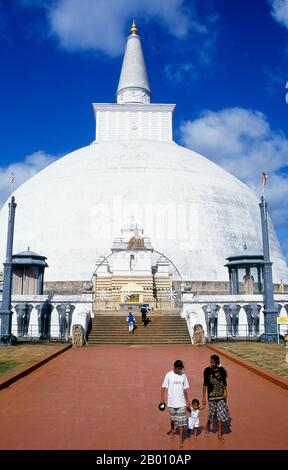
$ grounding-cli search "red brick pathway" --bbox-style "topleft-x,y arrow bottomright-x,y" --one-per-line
0,345 -> 287,450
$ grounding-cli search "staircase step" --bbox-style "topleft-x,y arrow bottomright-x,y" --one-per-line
88,312 -> 191,345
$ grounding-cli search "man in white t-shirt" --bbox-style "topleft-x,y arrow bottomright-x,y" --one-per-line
160,359 -> 190,447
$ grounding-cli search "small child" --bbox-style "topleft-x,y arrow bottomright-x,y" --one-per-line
188,399 -> 204,439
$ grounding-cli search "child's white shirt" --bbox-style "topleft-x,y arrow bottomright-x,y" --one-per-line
188,408 -> 200,429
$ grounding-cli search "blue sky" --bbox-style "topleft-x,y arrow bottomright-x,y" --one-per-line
0,0 -> 288,261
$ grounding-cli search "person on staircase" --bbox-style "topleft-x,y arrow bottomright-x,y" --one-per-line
141,304 -> 148,326
127,312 -> 136,333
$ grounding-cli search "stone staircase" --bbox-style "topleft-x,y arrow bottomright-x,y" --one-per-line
88,311 -> 191,345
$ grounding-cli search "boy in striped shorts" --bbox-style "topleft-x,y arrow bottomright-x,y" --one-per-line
160,360 -> 190,447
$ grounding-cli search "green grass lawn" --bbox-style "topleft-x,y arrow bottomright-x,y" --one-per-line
0,344 -> 60,377
217,342 -> 288,379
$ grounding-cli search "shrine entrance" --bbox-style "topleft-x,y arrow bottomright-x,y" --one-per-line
91,221 -> 182,312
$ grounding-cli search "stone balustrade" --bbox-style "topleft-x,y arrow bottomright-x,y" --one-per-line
182,292 -> 288,340
0,293 -> 93,341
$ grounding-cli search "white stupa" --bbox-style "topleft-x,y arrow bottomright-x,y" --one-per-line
0,21 -> 287,286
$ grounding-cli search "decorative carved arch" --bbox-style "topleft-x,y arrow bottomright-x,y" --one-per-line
91,249 -> 182,280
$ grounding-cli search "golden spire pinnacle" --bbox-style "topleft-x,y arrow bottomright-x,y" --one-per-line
130,20 -> 138,35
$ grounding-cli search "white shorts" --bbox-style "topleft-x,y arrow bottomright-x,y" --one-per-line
188,417 -> 199,429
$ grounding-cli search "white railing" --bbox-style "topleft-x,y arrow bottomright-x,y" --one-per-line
182,293 -> 288,341
2,294 -> 93,341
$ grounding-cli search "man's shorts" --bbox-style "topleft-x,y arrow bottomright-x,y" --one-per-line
169,406 -> 187,426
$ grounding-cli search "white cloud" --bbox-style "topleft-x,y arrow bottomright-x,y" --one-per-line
19,0 -> 217,57
164,62 -> 198,82
0,151 -> 57,208
47,0 -> 190,55
269,0 -> 288,28
179,107 -> 288,230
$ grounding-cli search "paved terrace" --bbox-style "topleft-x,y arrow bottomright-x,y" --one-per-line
0,345 -> 287,450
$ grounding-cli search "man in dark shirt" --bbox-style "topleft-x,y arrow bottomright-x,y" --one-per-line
140,305 -> 148,326
202,354 -> 230,441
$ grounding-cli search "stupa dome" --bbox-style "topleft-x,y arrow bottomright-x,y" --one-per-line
0,22 -> 287,284
0,138 -> 287,283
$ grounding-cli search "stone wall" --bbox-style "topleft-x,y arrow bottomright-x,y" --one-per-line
191,281 -> 230,295
44,281 -> 87,295
172,280 -> 229,295
44,280 -> 287,298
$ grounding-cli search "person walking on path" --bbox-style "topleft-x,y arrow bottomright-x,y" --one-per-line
188,398 -> 205,439
202,354 -> 230,441
126,312 -> 136,333
160,359 -> 190,447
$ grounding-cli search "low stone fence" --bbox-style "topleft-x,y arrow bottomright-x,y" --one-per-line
0,293 -> 93,341
182,293 -> 288,341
